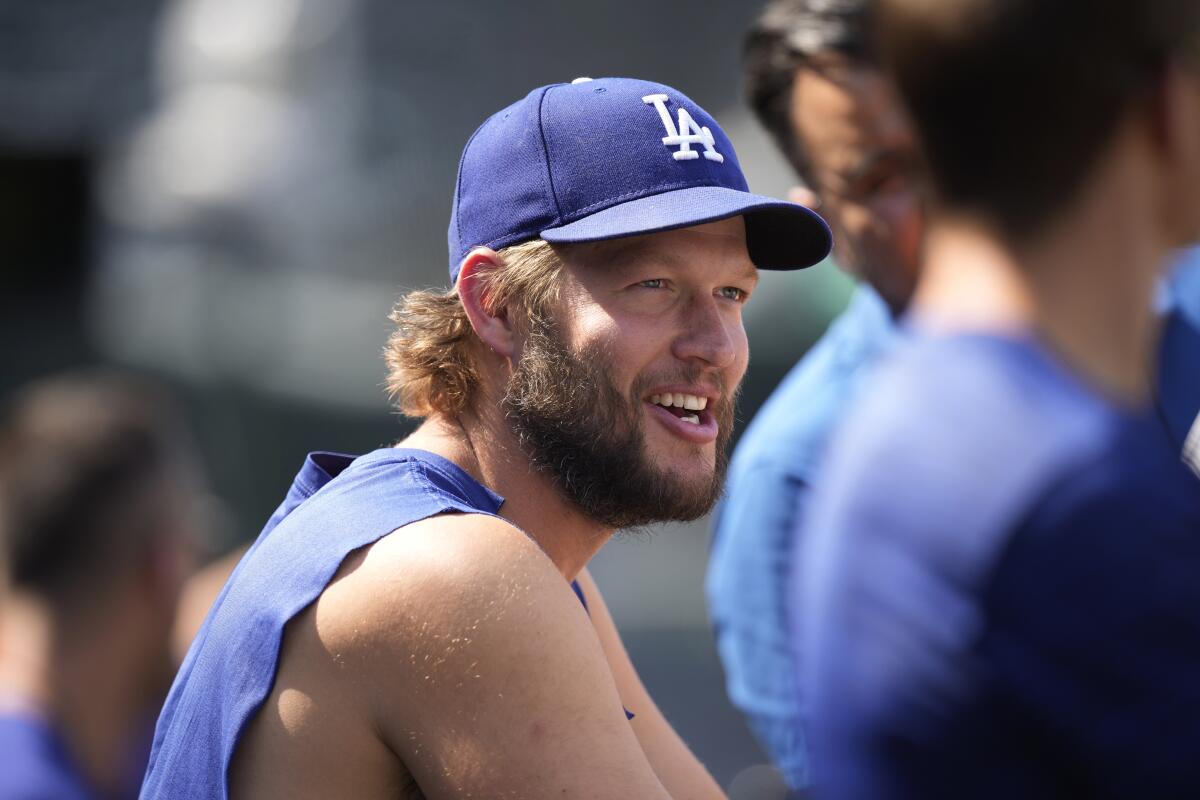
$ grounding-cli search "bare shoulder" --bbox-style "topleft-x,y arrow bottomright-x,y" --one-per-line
317,512 -> 581,661
313,512 -> 674,799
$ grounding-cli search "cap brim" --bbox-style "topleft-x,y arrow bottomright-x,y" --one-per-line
539,185 -> 832,270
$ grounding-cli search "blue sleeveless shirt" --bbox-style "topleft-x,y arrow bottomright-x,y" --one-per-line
139,448 -> 514,799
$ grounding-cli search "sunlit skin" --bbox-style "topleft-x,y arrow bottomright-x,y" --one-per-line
553,217 -> 756,480
438,216 -> 757,577
228,219 -> 757,800
790,56 -> 923,314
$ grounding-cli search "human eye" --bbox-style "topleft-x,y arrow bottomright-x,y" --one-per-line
717,285 -> 749,302
637,278 -> 667,289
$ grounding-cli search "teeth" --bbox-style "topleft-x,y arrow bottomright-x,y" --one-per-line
681,413 -> 700,425
649,393 -> 708,411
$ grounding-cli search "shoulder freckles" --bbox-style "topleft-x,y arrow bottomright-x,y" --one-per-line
306,513 -> 620,743
311,512 -> 584,659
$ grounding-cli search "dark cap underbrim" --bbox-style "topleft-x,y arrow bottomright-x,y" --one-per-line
539,185 -> 832,270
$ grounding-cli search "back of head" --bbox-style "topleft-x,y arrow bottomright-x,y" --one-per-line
743,0 -> 874,183
0,370 -> 196,614
875,0 -> 1200,242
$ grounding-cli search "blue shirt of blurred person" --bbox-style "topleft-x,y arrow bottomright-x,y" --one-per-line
1159,249 -> 1200,474
0,712 -> 96,800
799,330 -> 1200,799
708,250 -> 1197,793
706,284 -> 897,790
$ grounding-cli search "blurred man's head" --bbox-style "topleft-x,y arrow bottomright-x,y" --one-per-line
875,0 -> 1200,249
0,370 -> 200,691
744,0 -> 922,311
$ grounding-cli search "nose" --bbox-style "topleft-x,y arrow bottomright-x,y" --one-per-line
670,295 -> 741,370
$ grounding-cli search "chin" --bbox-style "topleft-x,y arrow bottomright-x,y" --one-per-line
647,453 -> 715,487
646,432 -> 712,458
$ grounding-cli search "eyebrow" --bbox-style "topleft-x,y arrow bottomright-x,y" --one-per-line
578,237 -> 671,276
589,236 -> 653,267
737,262 -> 761,287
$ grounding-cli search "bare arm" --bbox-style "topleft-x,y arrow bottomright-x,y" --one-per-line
320,513 -> 677,799
574,569 -> 726,800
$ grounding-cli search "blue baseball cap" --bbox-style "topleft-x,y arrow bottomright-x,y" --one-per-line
447,77 -> 832,282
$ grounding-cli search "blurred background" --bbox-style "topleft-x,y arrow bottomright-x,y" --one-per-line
0,1 -> 852,795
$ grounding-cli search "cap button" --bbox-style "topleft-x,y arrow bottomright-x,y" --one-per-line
570,77 -> 593,85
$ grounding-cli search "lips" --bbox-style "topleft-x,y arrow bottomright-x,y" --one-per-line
643,389 -> 720,444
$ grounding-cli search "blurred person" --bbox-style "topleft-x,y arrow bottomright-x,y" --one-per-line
140,77 -> 832,800
705,0 -> 920,790
169,545 -> 247,666
1158,248 -> 1200,475
0,371 -> 201,800
801,0 -> 1200,797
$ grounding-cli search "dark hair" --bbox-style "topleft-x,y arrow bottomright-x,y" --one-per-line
0,370 -> 193,609
875,0 -> 1200,242
743,0 -> 874,184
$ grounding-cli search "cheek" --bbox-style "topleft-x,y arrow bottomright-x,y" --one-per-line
825,206 -> 871,273
570,314 -> 650,386
560,304 -> 623,352
878,191 -> 922,235
877,197 -> 923,264
838,197 -> 923,272
729,325 -> 751,382
830,204 -> 873,243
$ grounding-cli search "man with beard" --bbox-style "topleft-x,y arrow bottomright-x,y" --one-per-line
139,77 -> 831,800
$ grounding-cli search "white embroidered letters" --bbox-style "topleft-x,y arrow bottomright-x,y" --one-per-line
642,94 -> 725,163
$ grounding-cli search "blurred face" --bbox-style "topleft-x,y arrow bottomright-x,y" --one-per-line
502,218 -> 755,528
134,472 -> 202,696
791,58 -> 923,312
1170,57 -> 1200,247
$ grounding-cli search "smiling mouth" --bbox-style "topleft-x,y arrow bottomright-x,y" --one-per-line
647,392 -> 708,425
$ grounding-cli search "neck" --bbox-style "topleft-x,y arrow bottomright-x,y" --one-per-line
0,591 -> 148,797
912,143 -> 1169,406
398,411 -> 613,581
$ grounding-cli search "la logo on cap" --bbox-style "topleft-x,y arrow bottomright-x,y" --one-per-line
642,94 -> 725,164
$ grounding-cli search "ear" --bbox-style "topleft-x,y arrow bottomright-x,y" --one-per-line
788,185 -> 822,210
456,247 -> 517,359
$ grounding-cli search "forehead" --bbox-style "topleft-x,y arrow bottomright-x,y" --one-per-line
561,217 -> 756,281
789,60 -> 913,165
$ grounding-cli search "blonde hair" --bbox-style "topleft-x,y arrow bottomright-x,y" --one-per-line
384,239 -> 565,418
